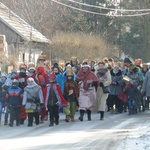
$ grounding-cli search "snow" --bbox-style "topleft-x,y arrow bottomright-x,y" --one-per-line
1,111 -> 150,150
117,120 -> 150,150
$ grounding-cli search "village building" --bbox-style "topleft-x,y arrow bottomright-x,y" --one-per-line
0,2 -> 51,72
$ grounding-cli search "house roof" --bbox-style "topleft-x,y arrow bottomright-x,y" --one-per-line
0,2 -> 51,44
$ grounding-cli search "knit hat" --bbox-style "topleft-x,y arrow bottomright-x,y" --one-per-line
124,58 -> 132,64
49,73 -> 56,81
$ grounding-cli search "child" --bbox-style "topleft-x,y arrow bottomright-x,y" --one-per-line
6,79 -> 23,127
22,78 -> 44,127
46,73 -> 67,126
64,70 -> 79,122
124,82 -> 138,115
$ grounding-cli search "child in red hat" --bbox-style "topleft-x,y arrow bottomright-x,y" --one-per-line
46,73 -> 67,126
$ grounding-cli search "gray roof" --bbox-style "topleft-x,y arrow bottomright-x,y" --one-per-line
0,2 -> 51,44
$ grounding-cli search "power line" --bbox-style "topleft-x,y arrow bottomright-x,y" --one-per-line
52,0 -> 109,16
67,0 -> 150,12
52,0 -> 150,17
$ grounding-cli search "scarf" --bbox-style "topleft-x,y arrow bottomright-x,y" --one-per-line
97,68 -> 107,77
76,68 -> 99,90
96,68 -> 107,82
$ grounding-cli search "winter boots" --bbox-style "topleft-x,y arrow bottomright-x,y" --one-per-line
100,111 -> 104,120
65,115 -> 75,122
87,110 -> 91,121
65,115 -> 70,122
55,119 -> 59,125
71,115 -> 75,122
79,110 -> 92,121
49,120 -> 54,127
79,110 -> 85,121
9,123 -> 13,127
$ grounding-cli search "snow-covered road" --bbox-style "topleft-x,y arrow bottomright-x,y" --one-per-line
0,111 -> 150,150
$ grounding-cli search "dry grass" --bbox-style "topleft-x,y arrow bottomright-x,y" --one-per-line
48,32 -> 120,64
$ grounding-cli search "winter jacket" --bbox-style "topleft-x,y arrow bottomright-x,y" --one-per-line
109,70 -> 123,95
124,84 -> 138,100
64,80 -> 79,102
22,84 -> 44,105
46,83 -> 67,107
142,71 -> 150,97
6,87 -> 23,107
127,67 -> 144,86
55,72 -> 64,93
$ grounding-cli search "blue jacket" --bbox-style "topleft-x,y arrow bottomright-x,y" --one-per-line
56,73 -> 64,94
6,87 -> 23,107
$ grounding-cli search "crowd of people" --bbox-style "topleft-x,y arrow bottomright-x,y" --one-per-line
0,55 -> 149,127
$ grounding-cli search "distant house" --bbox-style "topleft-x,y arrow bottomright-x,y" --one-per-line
0,2 -> 51,72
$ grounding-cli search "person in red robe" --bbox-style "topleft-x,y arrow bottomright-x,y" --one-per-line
76,62 -> 99,121
36,66 -> 49,123
46,73 -> 67,126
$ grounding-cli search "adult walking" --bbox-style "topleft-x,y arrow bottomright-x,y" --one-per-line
142,68 -> 150,106
108,65 -> 123,113
95,61 -> 111,120
76,62 -> 99,121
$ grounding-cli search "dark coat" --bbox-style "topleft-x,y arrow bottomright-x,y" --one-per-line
109,70 -> 123,95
